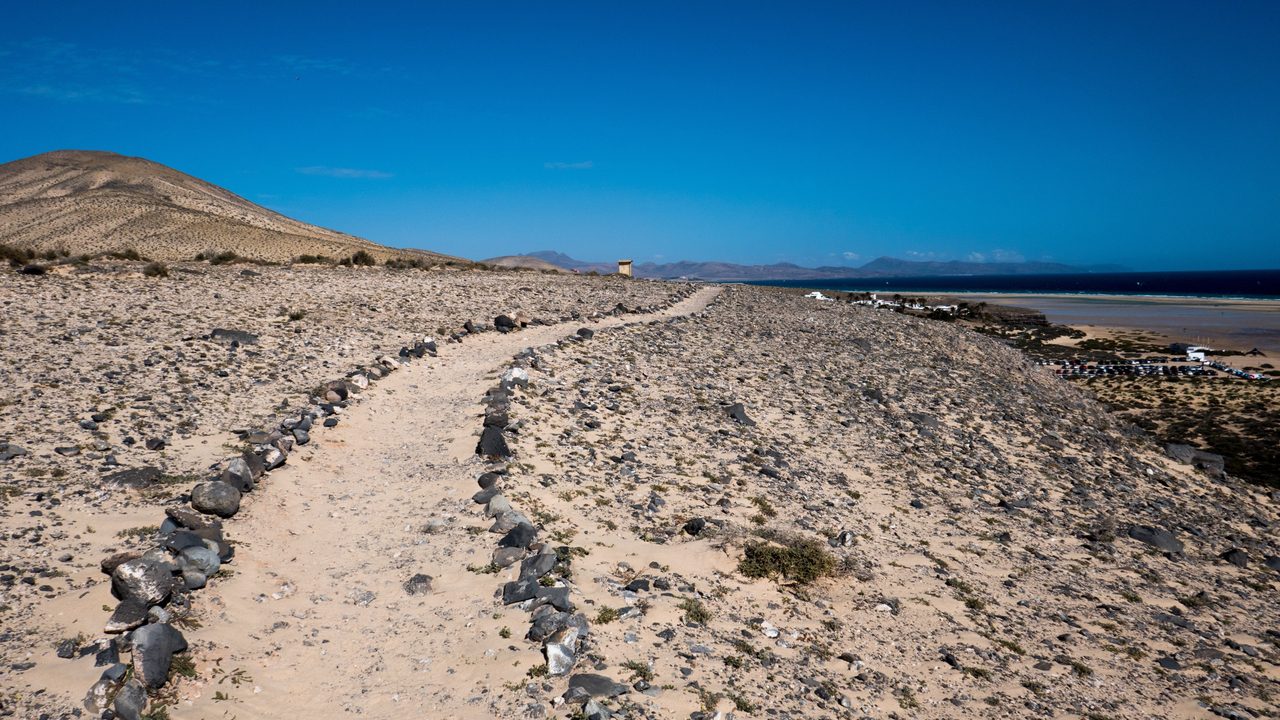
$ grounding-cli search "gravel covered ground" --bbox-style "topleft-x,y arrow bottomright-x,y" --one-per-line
3,278 -> 1276,720
495,285 -> 1279,719
0,261 -> 694,717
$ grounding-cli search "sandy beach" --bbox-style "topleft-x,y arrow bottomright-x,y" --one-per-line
956,292 -> 1280,358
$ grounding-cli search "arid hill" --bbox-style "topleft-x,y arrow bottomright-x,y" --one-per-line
482,254 -> 570,272
0,150 -> 461,264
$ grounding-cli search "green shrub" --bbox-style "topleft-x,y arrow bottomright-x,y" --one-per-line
1,244 -> 37,266
107,248 -> 145,261
678,598 -> 712,624
739,538 -> 836,584
208,251 -> 240,265
344,250 -> 376,266
143,262 -> 169,278
295,254 -> 333,264
385,256 -> 433,270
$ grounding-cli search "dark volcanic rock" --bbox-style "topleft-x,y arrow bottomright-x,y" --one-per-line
1219,548 -> 1249,568
210,328 -> 259,345
404,573 -> 434,595
104,467 -> 163,489
567,673 -> 629,698
191,481 -> 241,517
113,678 -> 147,720
498,522 -> 537,549
682,517 -> 707,536
1128,525 -> 1184,554
130,623 -> 188,689
726,402 -> 756,426
105,599 -> 149,633
110,559 -> 172,606
476,426 -> 511,458
220,457 -> 254,492
503,578 -> 539,604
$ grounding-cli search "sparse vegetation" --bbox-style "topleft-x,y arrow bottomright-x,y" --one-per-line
143,261 -> 170,278
340,250 -> 377,267
678,597 -> 712,624
739,537 -> 837,584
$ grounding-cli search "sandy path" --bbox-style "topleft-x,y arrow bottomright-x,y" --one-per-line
176,287 -> 720,719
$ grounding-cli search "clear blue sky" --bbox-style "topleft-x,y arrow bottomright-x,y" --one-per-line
2,1 -> 1277,270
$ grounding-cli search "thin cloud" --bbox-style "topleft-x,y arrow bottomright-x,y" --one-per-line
841,251 -> 860,261
544,161 -> 594,170
296,166 -> 393,179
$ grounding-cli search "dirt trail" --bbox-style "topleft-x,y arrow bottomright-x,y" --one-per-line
175,287 -> 720,719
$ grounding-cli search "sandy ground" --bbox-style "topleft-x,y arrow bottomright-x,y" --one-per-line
0,263 -> 696,718
12,287 -> 721,719
6,280 -> 1278,720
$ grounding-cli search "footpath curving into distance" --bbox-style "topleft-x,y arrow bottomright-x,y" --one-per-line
80,286 -> 718,720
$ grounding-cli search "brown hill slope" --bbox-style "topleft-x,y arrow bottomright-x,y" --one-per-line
482,254 -> 569,272
0,150 -> 461,264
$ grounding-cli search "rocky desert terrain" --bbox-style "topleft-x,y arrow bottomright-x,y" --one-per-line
0,258 -> 696,718
3,270 -> 1276,720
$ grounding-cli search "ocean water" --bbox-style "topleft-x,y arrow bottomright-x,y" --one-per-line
751,269 -> 1280,299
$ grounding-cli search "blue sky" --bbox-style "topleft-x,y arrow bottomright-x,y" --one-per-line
2,2 -> 1278,270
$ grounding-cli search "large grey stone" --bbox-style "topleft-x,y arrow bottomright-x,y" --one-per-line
111,559 -> 172,606
545,626 -> 580,676
191,481 -> 241,518
179,545 -> 221,576
130,623 -> 187,689
114,678 -> 148,720
104,599 -> 149,633
1128,525 -> 1184,554
567,673 -> 628,698
220,457 -> 254,492
726,402 -> 756,426
211,328 -> 258,345
498,523 -> 537,549
476,426 -> 510,458
485,495 -> 513,518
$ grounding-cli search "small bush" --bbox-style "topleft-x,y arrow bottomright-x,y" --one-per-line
385,256 -> 433,270
621,659 -> 654,682
1,244 -> 36,266
595,607 -> 620,624
295,254 -> 333,265
678,598 -> 712,624
107,248 -> 145,261
342,250 -> 376,267
18,264 -> 47,275
143,262 -> 169,278
739,538 -> 837,584
207,251 -> 240,265
287,309 -> 306,322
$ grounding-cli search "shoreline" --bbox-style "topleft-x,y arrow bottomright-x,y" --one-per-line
761,284 -> 1280,356
963,292 -> 1280,360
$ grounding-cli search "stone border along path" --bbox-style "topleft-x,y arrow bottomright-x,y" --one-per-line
77,285 -> 717,720
470,303 -> 724,719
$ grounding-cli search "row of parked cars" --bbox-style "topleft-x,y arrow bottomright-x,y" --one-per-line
1037,358 -> 1217,377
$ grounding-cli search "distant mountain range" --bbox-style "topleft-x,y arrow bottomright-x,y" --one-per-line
505,250 -> 1125,281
